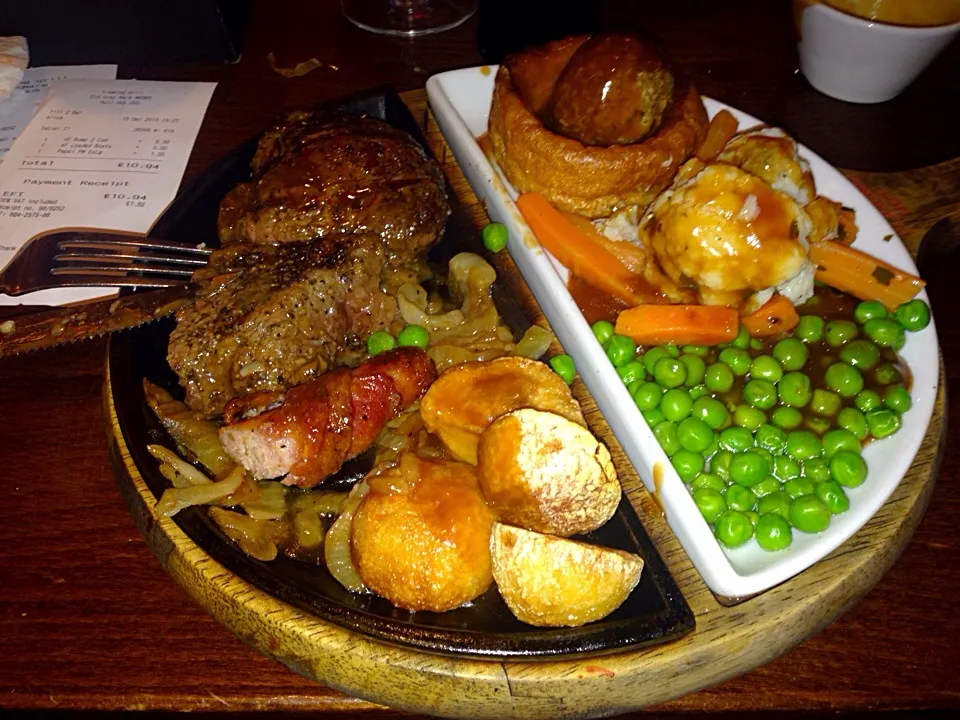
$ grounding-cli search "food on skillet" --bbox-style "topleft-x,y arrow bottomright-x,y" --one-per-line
488,32 -> 709,219
169,111 -> 450,417
219,347 -> 437,488
490,523 -> 644,628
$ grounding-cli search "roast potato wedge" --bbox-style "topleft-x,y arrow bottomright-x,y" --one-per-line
420,356 -> 586,464
477,408 -> 620,536
490,523 -> 644,627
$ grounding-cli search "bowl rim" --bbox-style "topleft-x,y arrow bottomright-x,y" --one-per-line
800,0 -> 960,35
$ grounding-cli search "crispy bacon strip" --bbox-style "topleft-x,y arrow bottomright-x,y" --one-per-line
219,347 -> 437,487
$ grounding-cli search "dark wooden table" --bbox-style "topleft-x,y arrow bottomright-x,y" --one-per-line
1,1 -> 958,717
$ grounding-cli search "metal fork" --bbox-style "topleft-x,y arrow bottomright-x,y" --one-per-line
0,230 -> 213,296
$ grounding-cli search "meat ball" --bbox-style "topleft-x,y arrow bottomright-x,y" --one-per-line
546,33 -> 675,147
351,452 -> 496,612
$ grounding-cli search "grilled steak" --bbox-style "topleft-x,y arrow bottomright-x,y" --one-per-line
218,110 -> 450,264
168,111 -> 450,416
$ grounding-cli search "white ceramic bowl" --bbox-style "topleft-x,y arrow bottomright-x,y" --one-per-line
795,0 -> 960,103
425,65 -> 939,598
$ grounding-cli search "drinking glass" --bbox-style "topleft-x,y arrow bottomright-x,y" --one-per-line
341,0 -> 476,37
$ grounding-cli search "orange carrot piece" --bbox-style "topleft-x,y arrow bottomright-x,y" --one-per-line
696,109 -> 739,163
516,192 -> 646,306
808,241 -> 925,311
615,304 -> 739,347
742,294 -> 800,337
561,210 -> 647,275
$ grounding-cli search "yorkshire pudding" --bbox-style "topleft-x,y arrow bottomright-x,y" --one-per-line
488,33 -> 709,219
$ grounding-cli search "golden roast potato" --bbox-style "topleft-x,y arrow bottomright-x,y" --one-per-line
419,356 -> 585,465
351,452 -> 495,612
490,523 -> 644,627
476,408 -> 620,536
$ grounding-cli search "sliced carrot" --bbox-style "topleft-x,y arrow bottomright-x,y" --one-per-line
516,192 -> 647,306
696,109 -> 739,163
808,241 -> 925,311
561,210 -> 647,275
742,294 -> 800,337
615,304 -> 739,347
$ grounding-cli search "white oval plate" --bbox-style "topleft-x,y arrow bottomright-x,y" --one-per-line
425,66 -> 939,599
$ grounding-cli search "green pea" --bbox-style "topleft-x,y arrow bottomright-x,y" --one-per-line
755,514 -> 793,551
750,355 -> 784,383
691,397 -> 730,430
789,495 -> 831,533
591,320 -> 615,348
689,383 -> 712,400
830,450 -> 868,487
863,317 -> 904,348
606,334 -> 637,368
672,449 -> 705,482
786,430 -> 823,461
714,510 -> 754,548
805,416 -> 831,436
724,484 -> 757,512
865,407 -> 901,439
710,450 -> 733,481
682,344 -> 709,357
795,315 -> 824,343
757,491 -> 792,521
815,480 -> 850,514
692,472 -> 726,492
481,221 -> 508,252
755,424 -> 788,455
802,457 -> 831,484
825,320 -> 859,347
855,300 -> 887,325
701,433 -> 721,460
628,378 -> 646,396
773,455 -> 801,482
654,421 -> 681,456
874,363 -> 904,386
731,324 -> 751,350
660,388 -> 693,422
397,324 -> 429,349
679,354 -> 706,386
616,360 -> 646,386
633,381 -> 663,412
855,389 -> 883,413
720,426 -> 754,453
734,403 -> 766,431
663,343 -> 681,358
704,362 -> 735,392
837,407 -> 868,440
677,417 -> 714,453
752,475 -> 782,498
895,299 -> 931,332
749,338 -> 765,352
839,339 -> 881,370
883,385 -> 912,413
744,379 -> 778,410
548,354 -> 576,384
750,446 -> 774,467
729,450 -> 769,487
784,477 -> 816,499
642,407 -> 665,426
825,362 -> 864,398
771,406 -> 803,431
718,347 -> 751,376
778,371 -> 812,408
822,428 -> 861,458
653,357 -> 687,388
773,338 -> 809,371
810,389 -> 842,417
745,510 -> 761,527
367,330 -> 396,355
693,487 -> 726,524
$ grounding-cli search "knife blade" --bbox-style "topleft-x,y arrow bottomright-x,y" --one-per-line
0,285 -> 194,359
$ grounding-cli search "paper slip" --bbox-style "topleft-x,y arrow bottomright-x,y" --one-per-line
0,65 -> 118,162
0,78 -> 216,306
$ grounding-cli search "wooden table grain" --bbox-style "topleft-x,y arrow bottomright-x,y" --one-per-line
1,0 -> 958,717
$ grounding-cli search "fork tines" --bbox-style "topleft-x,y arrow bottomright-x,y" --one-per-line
53,237 -> 213,283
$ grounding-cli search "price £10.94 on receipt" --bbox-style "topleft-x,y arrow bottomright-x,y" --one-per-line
0,79 -> 215,306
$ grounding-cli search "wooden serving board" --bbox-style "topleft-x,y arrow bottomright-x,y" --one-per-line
104,89 -> 947,720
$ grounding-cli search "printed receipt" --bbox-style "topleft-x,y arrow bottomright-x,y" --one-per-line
0,78 -> 216,306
